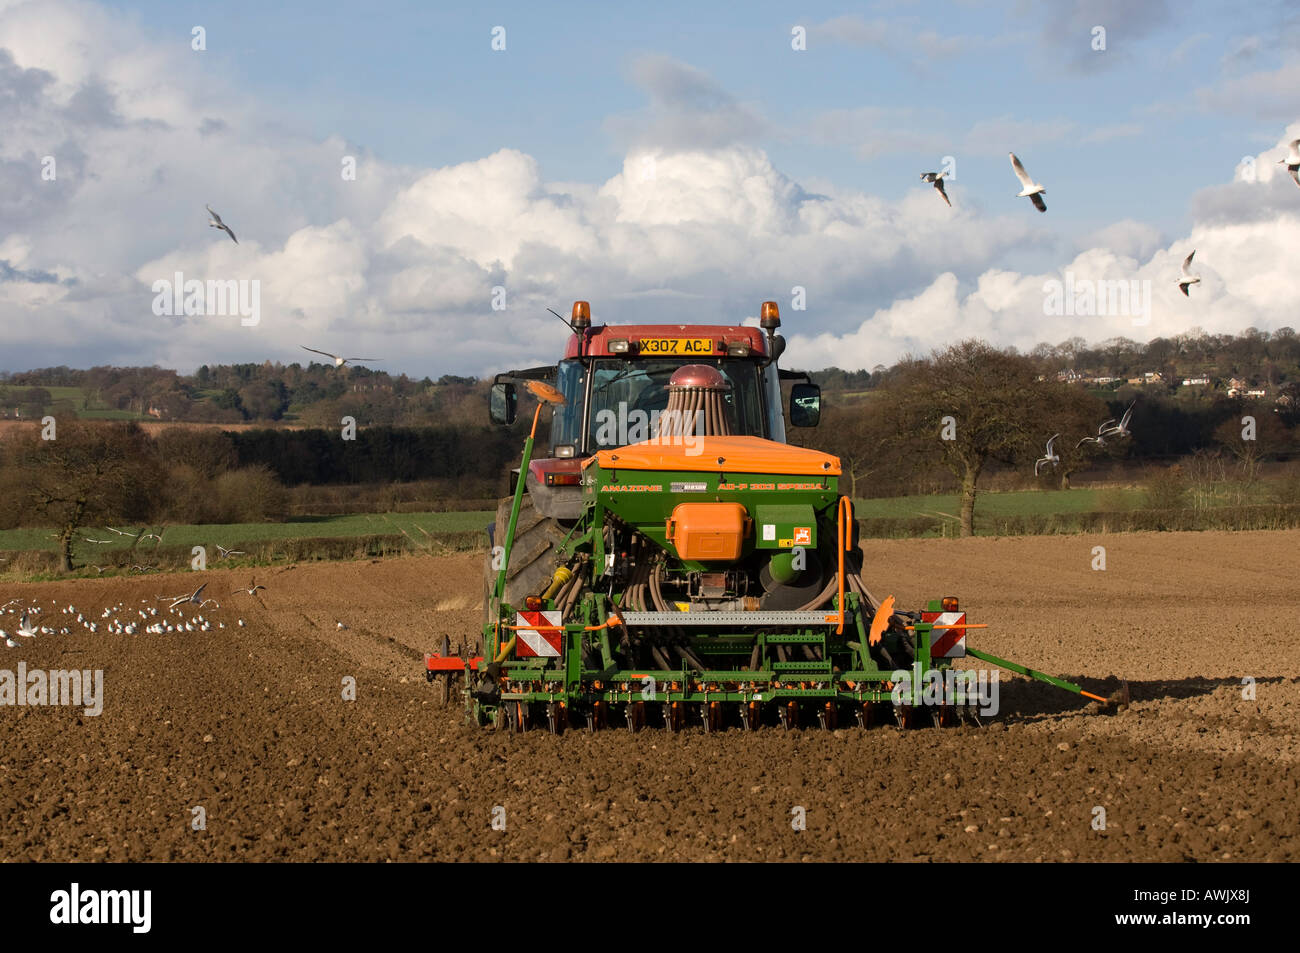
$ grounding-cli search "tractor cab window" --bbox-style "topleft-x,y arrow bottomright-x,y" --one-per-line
550,360 -> 587,451
586,358 -> 765,450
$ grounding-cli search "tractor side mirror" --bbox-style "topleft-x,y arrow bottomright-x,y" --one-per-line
489,382 -> 517,425
789,383 -> 821,427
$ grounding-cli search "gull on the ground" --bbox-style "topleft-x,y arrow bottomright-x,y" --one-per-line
1034,434 -> 1061,475
16,611 -> 38,639
205,204 -> 238,244
301,346 -> 381,368
1178,250 -> 1201,297
1279,139 -> 1300,189
1009,152 -> 1047,212
919,171 -> 952,207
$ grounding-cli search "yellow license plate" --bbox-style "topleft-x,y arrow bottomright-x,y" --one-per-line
639,338 -> 716,355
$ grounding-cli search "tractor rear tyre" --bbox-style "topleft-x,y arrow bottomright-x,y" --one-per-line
483,493 -> 571,632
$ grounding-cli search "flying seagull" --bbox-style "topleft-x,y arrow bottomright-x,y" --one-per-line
105,527 -> 139,537
301,346 -> 381,368
206,204 -> 238,244
1099,400 -> 1136,440
167,583 -> 207,611
215,545 -> 245,559
1279,140 -> 1300,189
231,584 -> 266,597
1009,153 -> 1047,212
1076,419 -> 1109,450
1034,434 -> 1061,475
1178,250 -> 1201,297
920,171 -> 952,207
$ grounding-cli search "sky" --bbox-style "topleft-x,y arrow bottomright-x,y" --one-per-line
1,0 -> 1298,378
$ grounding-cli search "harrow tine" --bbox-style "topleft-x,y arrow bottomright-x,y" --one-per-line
547,701 -> 563,735
625,700 -> 643,732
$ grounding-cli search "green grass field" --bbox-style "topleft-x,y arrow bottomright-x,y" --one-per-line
851,487 -> 1143,520
0,511 -> 495,553
2,384 -> 146,420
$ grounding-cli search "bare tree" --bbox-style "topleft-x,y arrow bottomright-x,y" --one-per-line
882,341 -> 1057,537
5,422 -> 159,571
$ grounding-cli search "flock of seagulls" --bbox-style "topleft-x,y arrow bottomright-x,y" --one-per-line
0,596 -> 248,649
912,152 -> 1260,296
1,573 -> 286,652
1034,400 -> 1138,475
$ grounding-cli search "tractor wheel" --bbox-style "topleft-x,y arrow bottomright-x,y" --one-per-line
484,494 -> 572,626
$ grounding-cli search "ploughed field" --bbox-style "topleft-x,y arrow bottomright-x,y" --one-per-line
1,530 -> 1296,861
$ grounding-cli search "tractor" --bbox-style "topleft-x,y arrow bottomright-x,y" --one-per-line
426,300 -> 1121,731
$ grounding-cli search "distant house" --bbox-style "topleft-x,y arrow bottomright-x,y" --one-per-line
1142,371 -> 1164,384
1245,388 -> 1267,399
1182,377 -> 1211,387
1126,377 -> 1144,386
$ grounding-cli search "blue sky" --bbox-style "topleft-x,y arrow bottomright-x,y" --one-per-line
93,0 -> 1287,233
2,0 -> 1299,375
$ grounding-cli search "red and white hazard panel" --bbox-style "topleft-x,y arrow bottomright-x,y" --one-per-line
921,611 -> 967,659
515,610 -> 563,658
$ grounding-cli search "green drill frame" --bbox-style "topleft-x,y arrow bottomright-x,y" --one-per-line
458,449 -> 1115,729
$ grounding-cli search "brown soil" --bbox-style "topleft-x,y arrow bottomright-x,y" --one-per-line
2,529 -> 1296,862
